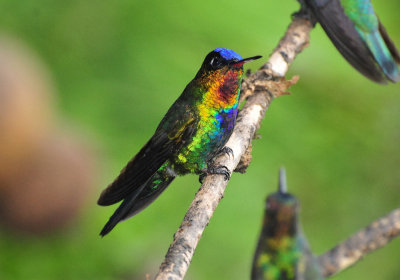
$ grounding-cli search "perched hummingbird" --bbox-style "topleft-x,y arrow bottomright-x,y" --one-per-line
299,0 -> 400,83
98,48 -> 261,236
251,168 -> 324,280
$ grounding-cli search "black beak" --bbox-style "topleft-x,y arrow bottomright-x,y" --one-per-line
232,55 -> 262,65
240,55 -> 262,63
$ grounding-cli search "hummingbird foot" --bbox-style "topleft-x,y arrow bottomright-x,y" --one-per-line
218,146 -> 234,159
206,146 -> 234,167
199,165 -> 231,183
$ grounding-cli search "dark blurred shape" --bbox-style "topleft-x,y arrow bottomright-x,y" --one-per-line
251,168 -> 323,280
0,36 -> 97,235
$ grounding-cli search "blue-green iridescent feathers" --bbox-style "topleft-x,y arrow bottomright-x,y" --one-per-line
301,0 -> 400,83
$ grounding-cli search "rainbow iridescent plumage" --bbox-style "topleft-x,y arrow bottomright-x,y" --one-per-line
98,48 -> 261,236
173,63 -> 243,173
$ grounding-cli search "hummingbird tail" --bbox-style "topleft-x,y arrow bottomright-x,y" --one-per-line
362,22 -> 400,83
359,26 -> 400,83
100,165 -> 176,236
379,21 -> 400,65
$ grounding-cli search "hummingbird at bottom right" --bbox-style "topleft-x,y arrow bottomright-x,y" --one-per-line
251,168 -> 324,280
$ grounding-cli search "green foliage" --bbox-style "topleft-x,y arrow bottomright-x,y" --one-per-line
0,1 -> 399,279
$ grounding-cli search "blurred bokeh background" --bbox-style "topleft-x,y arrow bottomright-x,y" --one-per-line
0,0 -> 399,279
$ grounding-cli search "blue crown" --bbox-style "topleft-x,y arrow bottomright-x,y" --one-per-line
214,48 -> 242,61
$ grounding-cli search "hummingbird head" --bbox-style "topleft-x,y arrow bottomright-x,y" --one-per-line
265,192 -> 298,225
194,48 -> 261,107
198,48 -> 262,74
263,168 -> 299,239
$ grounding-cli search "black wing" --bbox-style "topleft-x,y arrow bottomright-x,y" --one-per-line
97,101 -> 197,206
305,0 -> 386,83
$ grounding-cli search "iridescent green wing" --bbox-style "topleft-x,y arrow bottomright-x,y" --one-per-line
98,94 -> 197,206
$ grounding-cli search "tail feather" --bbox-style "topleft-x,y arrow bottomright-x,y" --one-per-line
379,20 -> 400,64
359,27 -> 400,83
100,167 -> 175,236
100,181 -> 148,236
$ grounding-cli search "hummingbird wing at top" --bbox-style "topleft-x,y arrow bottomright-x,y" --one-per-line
97,102 -> 197,206
306,0 -> 388,83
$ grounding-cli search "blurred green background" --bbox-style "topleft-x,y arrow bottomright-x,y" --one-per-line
0,0 -> 399,279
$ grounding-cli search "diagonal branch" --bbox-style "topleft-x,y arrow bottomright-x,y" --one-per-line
153,16 -> 313,280
318,207 -> 400,278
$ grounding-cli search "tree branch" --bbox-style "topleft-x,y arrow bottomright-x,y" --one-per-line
318,208 -> 400,277
153,16 -> 313,280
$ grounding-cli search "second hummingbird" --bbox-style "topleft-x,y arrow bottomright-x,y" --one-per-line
98,48 -> 261,236
299,0 -> 400,84
251,168 -> 324,280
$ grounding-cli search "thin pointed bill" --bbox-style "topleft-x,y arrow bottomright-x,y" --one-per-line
231,55 -> 262,66
278,167 -> 288,194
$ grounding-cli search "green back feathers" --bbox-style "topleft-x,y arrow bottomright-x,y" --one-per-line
341,0 -> 378,31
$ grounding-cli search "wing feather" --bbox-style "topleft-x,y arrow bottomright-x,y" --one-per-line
98,105 -> 197,206
306,0 -> 386,83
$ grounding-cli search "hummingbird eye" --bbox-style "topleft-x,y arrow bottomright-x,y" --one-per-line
210,56 -> 222,69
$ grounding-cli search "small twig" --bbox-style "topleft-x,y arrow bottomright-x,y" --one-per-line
318,208 -> 400,277
154,16 -> 313,280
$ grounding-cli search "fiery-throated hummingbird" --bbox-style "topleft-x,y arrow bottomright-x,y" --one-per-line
98,48 -> 261,236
